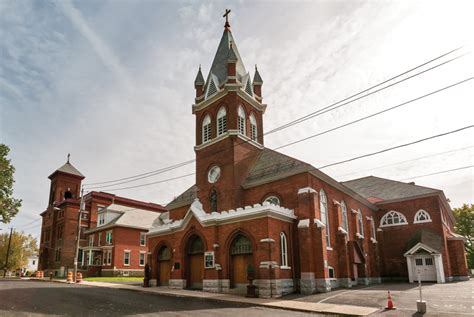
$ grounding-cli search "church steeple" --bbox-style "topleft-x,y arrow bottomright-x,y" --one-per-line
47,155 -> 84,206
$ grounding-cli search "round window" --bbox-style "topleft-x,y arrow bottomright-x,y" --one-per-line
264,196 -> 280,206
208,165 -> 221,183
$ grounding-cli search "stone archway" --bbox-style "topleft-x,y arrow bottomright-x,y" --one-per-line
230,234 -> 253,289
157,245 -> 171,286
185,234 -> 204,290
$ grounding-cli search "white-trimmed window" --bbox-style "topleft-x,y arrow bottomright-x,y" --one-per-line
328,266 -> 335,279
250,113 -> 257,141
202,114 -> 212,143
320,189 -> 330,247
341,201 -> 349,233
264,195 -> 280,206
140,232 -> 146,246
105,230 -> 113,245
357,209 -> 364,237
88,234 -> 94,247
237,106 -> 246,135
98,213 -> 105,226
124,251 -> 130,266
414,209 -> 432,224
139,252 -> 146,266
371,217 -> 377,240
103,250 -> 112,266
380,210 -> 408,227
280,232 -> 288,268
217,107 -> 227,136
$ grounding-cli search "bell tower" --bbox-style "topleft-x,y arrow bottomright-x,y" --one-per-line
192,10 -> 267,213
47,154 -> 85,206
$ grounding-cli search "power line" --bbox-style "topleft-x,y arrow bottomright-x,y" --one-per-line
399,165 -> 474,181
83,47 -> 467,188
16,218 -> 41,229
97,125 -> 473,193
335,146 -> 474,179
318,125 -> 474,169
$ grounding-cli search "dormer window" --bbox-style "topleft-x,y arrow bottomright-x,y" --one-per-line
250,114 -> 257,141
217,107 -> 227,136
98,213 -> 105,226
237,106 -> 246,135
202,114 -> 212,143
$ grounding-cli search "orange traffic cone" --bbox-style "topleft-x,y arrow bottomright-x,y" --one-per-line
386,290 -> 396,310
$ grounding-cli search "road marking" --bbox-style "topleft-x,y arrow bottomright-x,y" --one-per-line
317,285 -> 378,303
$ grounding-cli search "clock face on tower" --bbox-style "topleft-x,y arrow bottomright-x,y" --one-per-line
208,165 -> 221,183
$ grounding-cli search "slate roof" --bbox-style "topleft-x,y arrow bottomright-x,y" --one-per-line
406,228 -> 443,253
49,161 -> 84,178
194,66 -> 205,85
166,185 -> 198,210
342,176 -> 440,203
206,29 -> 247,87
253,66 -> 263,84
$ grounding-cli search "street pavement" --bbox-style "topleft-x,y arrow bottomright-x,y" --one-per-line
0,280 -> 322,316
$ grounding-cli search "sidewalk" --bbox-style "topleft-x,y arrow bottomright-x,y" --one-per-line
30,278 -> 379,316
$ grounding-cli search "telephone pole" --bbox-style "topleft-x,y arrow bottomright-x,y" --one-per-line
3,228 -> 14,278
73,187 -> 85,282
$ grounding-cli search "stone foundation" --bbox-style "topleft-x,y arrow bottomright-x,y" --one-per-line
101,269 -> 144,277
357,277 -> 370,285
169,279 -> 186,289
451,275 -> 470,281
254,279 -> 294,298
203,279 -> 230,293
300,272 -> 316,294
315,278 -> 332,292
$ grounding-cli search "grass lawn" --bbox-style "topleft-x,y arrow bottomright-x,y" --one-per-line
83,277 -> 143,282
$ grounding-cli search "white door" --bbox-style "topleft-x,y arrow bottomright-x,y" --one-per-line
413,255 -> 436,281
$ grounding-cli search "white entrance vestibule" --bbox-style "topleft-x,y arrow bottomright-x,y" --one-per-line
404,242 -> 445,283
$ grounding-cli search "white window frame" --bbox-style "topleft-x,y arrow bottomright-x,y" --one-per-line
124,251 -> 131,266
89,234 -> 94,247
217,107 -> 227,136
202,114 -> 211,143
319,189 -> 330,247
380,210 -> 408,227
264,195 -> 280,206
237,106 -> 246,135
249,113 -> 257,141
414,209 -> 432,224
139,252 -> 146,266
98,213 -> 105,226
341,201 -> 349,233
280,232 -> 289,268
357,209 -> 364,238
140,232 -> 146,246
328,266 -> 335,279
105,230 -> 113,245
370,217 -> 377,241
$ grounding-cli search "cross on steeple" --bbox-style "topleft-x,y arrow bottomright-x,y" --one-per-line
223,9 -> 231,29
67,153 -> 70,163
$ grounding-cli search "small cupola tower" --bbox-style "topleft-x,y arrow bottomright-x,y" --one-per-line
253,65 -> 263,102
194,65 -> 205,100
47,154 -> 85,206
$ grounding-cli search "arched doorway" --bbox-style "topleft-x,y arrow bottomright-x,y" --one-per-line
230,234 -> 253,289
186,234 -> 204,289
157,246 -> 171,286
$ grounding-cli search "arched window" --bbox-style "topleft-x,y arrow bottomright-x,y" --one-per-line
341,201 -> 348,233
357,209 -> 364,237
264,196 -> 280,206
280,232 -> 288,267
231,235 -> 252,255
380,210 -> 408,227
210,189 -> 218,212
319,189 -> 330,247
249,114 -> 257,141
202,114 -> 211,143
414,209 -> 432,224
370,217 -> 377,240
237,106 -> 246,135
217,107 -> 227,136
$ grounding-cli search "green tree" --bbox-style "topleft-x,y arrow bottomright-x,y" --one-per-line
453,203 -> 474,269
0,144 -> 22,223
0,231 -> 38,272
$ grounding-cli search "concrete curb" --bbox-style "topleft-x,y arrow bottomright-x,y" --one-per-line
27,278 -> 378,316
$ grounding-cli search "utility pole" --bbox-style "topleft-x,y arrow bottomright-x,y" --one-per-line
3,228 -> 14,278
73,187 -> 85,282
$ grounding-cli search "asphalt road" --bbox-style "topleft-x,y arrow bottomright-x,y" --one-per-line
0,280 -> 320,316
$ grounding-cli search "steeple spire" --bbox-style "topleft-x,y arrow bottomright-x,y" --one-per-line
194,65 -> 205,86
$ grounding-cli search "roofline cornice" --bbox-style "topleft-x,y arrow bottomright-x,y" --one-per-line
192,87 -> 266,114
374,192 -> 441,206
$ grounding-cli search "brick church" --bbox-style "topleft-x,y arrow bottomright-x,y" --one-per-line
146,15 -> 469,297
38,13 -> 468,297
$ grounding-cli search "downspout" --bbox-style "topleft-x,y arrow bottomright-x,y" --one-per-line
289,223 -> 297,293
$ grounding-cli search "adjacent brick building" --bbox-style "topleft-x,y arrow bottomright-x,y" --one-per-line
38,159 -> 165,277
146,18 -> 469,297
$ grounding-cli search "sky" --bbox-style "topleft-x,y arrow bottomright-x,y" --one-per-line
1,0 -> 473,239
